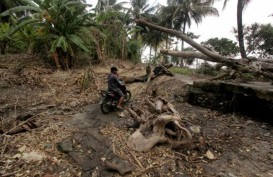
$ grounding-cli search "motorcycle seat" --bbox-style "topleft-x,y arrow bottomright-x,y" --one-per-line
100,90 -> 116,97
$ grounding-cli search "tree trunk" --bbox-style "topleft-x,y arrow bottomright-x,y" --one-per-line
134,19 -> 273,80
52,51 -> 61,70
180,20 -> 187,67
237,0 -> 247,59
0,40 -> 8,54
121,31 -> 126,61
135,19 -> 236,66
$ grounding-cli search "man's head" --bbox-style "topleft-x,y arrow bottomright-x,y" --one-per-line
111,66 -> 118,74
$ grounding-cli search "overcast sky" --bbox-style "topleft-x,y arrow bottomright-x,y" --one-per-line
87,0 -> 273,43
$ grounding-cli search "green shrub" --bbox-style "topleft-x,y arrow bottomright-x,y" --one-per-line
170,67 -> 195,75
196,62 -> 218,76
241,73 -> 255,80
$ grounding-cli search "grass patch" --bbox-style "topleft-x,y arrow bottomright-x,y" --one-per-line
241,73 -> 255,80
170,67 -> 195,75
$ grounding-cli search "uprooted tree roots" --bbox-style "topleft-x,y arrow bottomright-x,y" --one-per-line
125,97 -> 192,152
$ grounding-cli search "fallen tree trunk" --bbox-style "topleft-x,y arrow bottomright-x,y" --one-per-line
124,64 -> 174,84
135,19 -> 273,80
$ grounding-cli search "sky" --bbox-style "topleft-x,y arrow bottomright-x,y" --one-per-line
87,0 -> 273,43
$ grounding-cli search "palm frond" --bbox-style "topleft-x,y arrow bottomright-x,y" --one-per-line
0,6 -> 40,17
7,18 -> 39,36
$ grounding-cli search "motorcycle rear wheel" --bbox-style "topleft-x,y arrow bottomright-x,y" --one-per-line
100,98 -> 112,114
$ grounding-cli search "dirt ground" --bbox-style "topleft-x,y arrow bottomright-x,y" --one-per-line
0,54 -> 273,177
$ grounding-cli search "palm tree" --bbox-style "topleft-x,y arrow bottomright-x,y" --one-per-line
130,0 -> 156,19
222,0 -> 251,58
130,0 -> 156,40
95,0 -> 130,60
168,0 -> 219,51
95,0 -> 127,14
130,0 -> 165,61
166,0 -> 218,66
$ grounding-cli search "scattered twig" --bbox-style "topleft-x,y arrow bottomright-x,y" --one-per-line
1,136 -> 8,158
134,165 -> 156,176
129,151 -> 144,169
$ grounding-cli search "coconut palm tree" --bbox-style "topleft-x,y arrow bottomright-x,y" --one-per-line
95,0 -> 127,14
165,0 -> 218,66
167,0 -> 219,51
130,0 -> 156,19
222,0 -> 251,58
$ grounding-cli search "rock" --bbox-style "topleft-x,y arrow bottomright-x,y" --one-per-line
21,151 -> 46,162
118,112 -> 126,118
260,124 -> 268,130
57,137 -> 73,153
205,150 -> 215,160
68,152 -> 98,171
189,125 -> 201,134
70,101 -> 77,107
245,120 -> 254,125
105,156 -> 134,175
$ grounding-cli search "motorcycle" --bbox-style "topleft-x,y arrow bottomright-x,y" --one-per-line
99,80 -> 131,114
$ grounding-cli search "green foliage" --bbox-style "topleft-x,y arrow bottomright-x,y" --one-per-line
258,24 -> 273,55
196,62 -> 218,76
236,23 -> 273,56
201,37 -> 239,56
1,0 -> 96,69
0,23 -> 33,54
165,0 -> 219,31
170,67 -> 195,75
241,73 -> 255,80
127,39 -> 142,63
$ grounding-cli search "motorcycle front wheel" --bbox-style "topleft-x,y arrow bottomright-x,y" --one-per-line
100,98 -> 112,114
123,91 -> 131,103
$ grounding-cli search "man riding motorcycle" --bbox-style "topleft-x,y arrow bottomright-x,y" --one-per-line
108,66 -> 124,109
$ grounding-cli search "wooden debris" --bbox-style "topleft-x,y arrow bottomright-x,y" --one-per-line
127,97 -> 192,152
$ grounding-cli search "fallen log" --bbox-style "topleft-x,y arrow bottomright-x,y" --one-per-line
124,64 -> 174,84
135,19 -> 273,80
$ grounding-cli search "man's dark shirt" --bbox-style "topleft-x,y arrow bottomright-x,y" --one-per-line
108,73 -> 121,92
